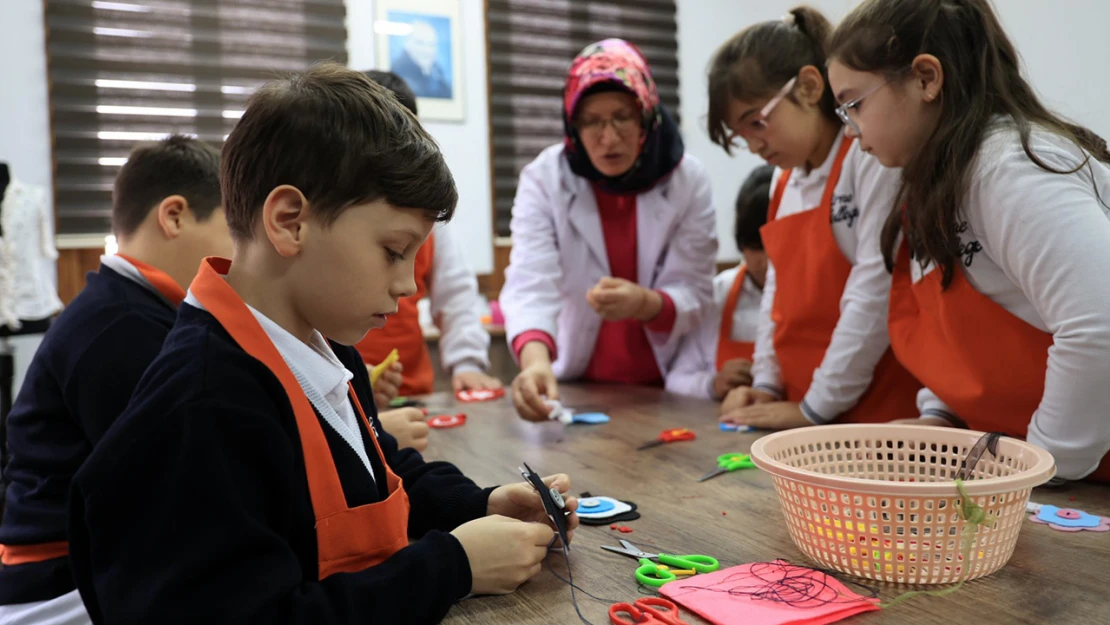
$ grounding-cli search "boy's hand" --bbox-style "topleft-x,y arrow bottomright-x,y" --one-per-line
487,473 -> 578,546
719,385 -> 776,414
586,277 -> 661,322
377,408 -> 429,452
453,370 -> 503,392
721,401 -> 811,430
712,359 -> 753,399
372,361 -> 404,410
451,515 -> 554,595
511,363 -> 558,422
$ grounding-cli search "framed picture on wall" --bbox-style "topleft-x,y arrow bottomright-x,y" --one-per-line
375,0 -> 464,122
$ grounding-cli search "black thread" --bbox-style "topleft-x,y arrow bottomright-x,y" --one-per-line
663,560 -> 880,608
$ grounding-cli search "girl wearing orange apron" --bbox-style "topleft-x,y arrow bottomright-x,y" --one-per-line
826,0 -> 1110,481
707,9 -> 920,429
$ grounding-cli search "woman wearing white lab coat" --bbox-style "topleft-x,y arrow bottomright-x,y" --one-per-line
500,39 -> 717,421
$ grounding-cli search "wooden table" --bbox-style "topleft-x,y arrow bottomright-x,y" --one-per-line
418,385 -> 1110,625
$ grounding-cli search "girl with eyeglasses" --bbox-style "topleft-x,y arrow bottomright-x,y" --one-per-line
827,0 -> 1110,482
709,7 -> 920,430
500,39 -> 717,422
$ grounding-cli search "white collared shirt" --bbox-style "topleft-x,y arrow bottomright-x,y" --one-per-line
665,265 -> 763,399
0,177 -> 63,330
184,291 -> 375,483
100,254 -> 177,310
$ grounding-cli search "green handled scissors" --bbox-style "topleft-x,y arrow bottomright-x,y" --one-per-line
697,453 -> 756,482
601,539 -> 719,587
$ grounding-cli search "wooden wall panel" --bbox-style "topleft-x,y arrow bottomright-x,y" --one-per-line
57,248 -> 103,305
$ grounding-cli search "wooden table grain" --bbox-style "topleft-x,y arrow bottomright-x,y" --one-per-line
417,385 -> 1110,625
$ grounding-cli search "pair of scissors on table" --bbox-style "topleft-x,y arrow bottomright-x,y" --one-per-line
636,428 -> 696,451
609,597 -> 690,625
697,452 -> 756,482
601,539 -> 719,587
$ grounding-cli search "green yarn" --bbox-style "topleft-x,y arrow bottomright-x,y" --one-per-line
879,479 -> 989,609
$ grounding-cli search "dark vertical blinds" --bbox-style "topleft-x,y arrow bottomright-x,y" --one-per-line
487,0 -> 679,236
45,0 -> 347,235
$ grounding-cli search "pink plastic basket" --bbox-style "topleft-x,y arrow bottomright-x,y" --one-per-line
749,424 -> 1056,585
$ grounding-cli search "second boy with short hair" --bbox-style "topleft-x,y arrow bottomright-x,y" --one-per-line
0,135 -> 231,625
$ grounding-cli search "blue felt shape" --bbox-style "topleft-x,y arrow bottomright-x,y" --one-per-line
720,422 -> 755,432
578,498 -> 616,513
1035,505 -> 1103,528
573,412 -> 611,424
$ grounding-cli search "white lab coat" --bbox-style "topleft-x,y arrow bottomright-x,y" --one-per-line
427,225 -> 491,374
500,143 -> 718,380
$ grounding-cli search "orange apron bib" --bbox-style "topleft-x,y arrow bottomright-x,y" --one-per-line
0,255 -> 185,566
888,243 -> 1110,482
758,137 -> 919,424
356,234 -> 435,395
191,257 -> 411,577
715,264 -> 755,368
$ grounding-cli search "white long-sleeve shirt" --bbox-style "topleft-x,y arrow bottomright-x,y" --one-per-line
665,265 -> 762,398
750,130 -> 903,423
427,225 -> 491,375
910,121 -> 1110,480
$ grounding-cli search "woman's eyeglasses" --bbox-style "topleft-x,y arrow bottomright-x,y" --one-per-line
576,112 -> 641,140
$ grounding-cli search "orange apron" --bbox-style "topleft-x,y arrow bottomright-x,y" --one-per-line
356,234 -> 435,395
0,255 -> 186,567
888,243 -> 1110,482
191,257 -> 411,577
715,264 -> 755,368
758,137 -> 919,424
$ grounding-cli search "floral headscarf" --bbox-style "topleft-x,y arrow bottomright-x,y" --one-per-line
562,39 -> 684,195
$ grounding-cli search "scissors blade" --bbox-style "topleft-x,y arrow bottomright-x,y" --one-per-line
697,467 -> 727,482
601,544 -> 639,558
636,439 -> 664,451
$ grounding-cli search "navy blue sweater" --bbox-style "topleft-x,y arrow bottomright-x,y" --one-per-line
69,303 -> 491,625
0,266 -> 177,605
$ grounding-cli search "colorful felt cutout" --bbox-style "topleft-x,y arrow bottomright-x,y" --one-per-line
427,413 -> 466,429
455,387 -> 505,403
578,491 -> 641,526
577,496 -> 633,520
1029,504 -> 1110,532
544,400 -> 610,425
719,422 -> 755,432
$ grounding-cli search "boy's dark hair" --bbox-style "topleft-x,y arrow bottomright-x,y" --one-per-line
734,165 -> 774,251
112,134 -> 221,237
363,69 -> 418,116
707,6 -> 838,155
830,0 -> 1110,288
222,62 -> 455,240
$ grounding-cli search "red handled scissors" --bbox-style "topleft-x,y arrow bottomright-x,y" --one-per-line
609,597 -> 690,625
636,428 -> 696,451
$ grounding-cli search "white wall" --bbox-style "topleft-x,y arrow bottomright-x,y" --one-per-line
675,0 -> 1110,262
0,1 -> 52,190
346,0 -> 494,274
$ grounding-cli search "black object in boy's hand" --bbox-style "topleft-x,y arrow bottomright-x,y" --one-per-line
519,462 -> 571,552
